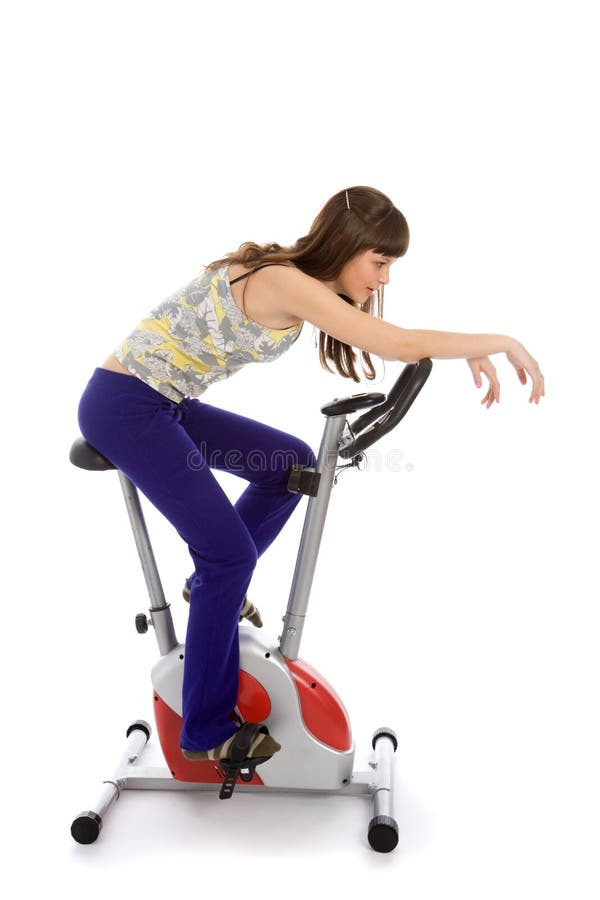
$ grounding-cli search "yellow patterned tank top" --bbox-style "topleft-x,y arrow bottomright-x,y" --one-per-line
114,264 -> 303,403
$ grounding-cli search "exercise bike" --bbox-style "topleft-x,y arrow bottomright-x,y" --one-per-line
68,358 -> 433,853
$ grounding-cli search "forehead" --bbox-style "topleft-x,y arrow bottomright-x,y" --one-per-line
365,249 -> 397,262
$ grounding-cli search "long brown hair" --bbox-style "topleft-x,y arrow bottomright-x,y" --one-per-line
203,186 -> 409,381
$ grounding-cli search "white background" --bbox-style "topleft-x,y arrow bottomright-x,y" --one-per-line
2,0 -> 598,896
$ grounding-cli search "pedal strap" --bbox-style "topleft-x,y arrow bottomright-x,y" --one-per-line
226,722 -> 269,763
218,722 -> 270,800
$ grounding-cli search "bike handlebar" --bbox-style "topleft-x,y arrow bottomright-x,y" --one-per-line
338,358 -> 433,459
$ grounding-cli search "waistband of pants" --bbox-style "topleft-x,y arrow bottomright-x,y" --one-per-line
89,367 -> 183,406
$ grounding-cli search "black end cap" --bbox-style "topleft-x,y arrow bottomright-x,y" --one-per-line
126,720 -> 151,741
71,811 -> 102,844
372,727 -> 398,752
135,613 -> 149,634
368,815 -> 399,853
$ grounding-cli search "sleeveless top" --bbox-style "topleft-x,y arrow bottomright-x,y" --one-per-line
113,264 -> 303,403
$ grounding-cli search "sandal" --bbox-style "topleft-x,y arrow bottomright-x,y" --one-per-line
181,722 -> 280,762
182,722 -> 281,799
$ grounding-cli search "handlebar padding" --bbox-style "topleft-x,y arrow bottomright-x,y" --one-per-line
338,358 -> 433,459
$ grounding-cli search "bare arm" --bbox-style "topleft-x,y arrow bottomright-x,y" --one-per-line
387,328 -> 516,362
272,266 -> 545,404
274,266 -> 516,362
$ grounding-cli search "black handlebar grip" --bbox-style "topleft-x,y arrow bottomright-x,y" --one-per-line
339,358 -> 433,459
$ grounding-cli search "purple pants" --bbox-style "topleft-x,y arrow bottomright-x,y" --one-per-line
77,368 -> 316,750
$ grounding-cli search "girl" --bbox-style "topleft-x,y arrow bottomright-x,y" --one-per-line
77,186 -> 544,769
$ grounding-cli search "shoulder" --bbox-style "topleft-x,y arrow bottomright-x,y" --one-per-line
266,267 -> 407,361
260,265 -> 329,321
233,262 -> 305,278
227,261 -> 308,286
260,263 -> 319,292
239,262 -> 321,304
227,262 -> 310,330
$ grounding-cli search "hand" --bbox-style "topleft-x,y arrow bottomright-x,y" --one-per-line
467,356 -> 500,408
506,341 -> 545,404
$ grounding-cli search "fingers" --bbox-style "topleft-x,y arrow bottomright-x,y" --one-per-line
468,357 -> 500,409
477,349 -> 545,405
529,371 -> 545,404
507,345 -> 545,402
481,382 -> 499,408
485,366 -> 500,408
470,354 -> 545,407
517,360 -> 544,404
479,372 -> 500,408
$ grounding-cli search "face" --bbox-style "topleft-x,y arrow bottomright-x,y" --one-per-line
334,249 -> 398,304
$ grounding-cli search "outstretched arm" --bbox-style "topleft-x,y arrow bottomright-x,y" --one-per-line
274,267 -> 545,404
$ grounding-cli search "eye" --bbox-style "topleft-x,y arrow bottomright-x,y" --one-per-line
375,262 -> 385,268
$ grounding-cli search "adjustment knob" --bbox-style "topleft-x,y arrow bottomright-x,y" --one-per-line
135,613 -> 149,634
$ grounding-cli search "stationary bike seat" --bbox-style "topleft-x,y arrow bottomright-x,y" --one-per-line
69,437 -> 116,471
